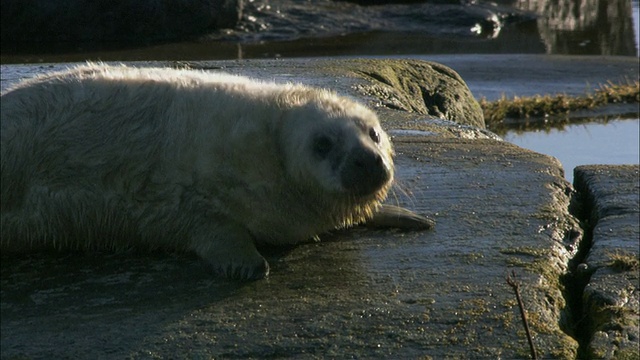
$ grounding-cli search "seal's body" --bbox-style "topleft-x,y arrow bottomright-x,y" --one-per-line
1,64 -> 396,279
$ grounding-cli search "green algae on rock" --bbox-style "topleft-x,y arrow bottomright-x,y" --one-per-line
480,81 -> 640,134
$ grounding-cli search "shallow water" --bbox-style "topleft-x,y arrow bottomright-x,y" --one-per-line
504,118 -> 640,183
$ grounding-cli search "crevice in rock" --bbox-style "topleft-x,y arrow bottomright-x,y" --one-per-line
561,185 -> 597,359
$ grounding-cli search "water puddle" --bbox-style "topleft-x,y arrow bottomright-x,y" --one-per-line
504,118 -> 640,183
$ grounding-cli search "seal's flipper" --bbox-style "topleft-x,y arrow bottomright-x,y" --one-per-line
190,223 -> 270,281
366,204 -> 435,231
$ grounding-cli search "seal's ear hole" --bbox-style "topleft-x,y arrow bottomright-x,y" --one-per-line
369,128 -> 380,144
312,134 -> 334,159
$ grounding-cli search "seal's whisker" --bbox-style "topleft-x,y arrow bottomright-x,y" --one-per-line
389,179 -> 418,209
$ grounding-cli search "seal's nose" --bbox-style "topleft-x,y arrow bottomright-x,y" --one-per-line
340,146 -> 390,196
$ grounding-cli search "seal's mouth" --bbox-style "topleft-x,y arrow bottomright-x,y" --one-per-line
339,146 -> 393,197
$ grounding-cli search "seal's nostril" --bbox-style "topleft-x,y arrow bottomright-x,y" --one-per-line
351,148 -> 376,169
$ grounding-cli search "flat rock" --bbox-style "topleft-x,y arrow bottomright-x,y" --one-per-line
573,165 -> 640,360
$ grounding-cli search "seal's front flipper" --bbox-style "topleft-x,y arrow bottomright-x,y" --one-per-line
366,204 -> 435,231
190,224 -> 269,281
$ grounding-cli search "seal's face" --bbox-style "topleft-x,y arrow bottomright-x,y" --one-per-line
310,118 -> 391,196
282,99 -> 394,200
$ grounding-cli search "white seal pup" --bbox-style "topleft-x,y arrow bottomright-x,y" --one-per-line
1,63 -> 432,280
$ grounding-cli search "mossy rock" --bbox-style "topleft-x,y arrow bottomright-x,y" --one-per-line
347,59 -> 485,129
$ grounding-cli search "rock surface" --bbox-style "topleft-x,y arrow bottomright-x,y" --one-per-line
0,58 -> 637,358
573,165 -> 640,360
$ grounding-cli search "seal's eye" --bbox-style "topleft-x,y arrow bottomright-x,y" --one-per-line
313,135 -> 334,159
369,128 -> 380,144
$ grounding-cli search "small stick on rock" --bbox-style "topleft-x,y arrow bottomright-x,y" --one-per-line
506,270 -> 538,360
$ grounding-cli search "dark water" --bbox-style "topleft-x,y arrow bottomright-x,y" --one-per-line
221,0 -> 638,56
1,0 -> 638,63
227,0 -> 531,42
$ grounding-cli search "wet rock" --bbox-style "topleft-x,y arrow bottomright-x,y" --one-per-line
0,0 -> 243,44
573,165 -> 640,359
1,59 -> 583,358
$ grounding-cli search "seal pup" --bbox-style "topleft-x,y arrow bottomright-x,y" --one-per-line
1,63 -> 433,280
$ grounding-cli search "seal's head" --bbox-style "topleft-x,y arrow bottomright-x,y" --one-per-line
278,89 -> 394,225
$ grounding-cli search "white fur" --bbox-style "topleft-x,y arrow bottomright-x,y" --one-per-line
0,63 -> 393,279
